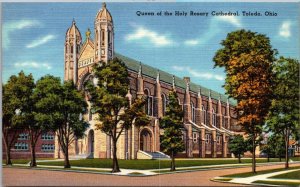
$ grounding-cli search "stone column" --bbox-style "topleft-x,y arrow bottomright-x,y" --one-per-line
212,130 -> 217,158
183,77 -> 191,123
196,89 -> 202,125
137,63 -> 144,99
185,124 -> 193,158
208,90 -> 213,127
217,96 -> 223,128
200,128 -> 206,158
226,99 -> 231,130
222,133 -> 227,158
155,71 -> 163,118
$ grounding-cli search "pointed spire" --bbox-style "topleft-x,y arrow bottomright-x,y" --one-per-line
86,28 -> 91,39
102,2 -> 106,8
172,75 -> 176,90
156,70 -> 160,83
72,18 -> 76,25
138,62 -> 142,77
198,87 -> 201,97
209,89 -> 211,98
219,93 -> 221,101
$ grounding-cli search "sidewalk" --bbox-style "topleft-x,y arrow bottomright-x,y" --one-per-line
8,160 -> 300,176
230,168 -> 300,185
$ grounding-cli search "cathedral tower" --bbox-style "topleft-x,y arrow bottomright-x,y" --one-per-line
94,3 -> 114,63
64,19 -> 82,82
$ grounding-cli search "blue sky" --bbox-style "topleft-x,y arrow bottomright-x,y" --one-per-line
2,2 -> 299,94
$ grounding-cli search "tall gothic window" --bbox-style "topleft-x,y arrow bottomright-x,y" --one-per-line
212,108 -> 216,127
144,89 -> 153,116
70,45 -> 73,54
191,102 -> 195,123
202,105 -> 206,125
161,94 -> 167,116
101,29 -> 105,45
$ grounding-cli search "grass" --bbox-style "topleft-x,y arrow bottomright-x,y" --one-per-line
37,157 -> 285,170
213,178 -> 232,182
222,166 -> 300,178
271,169 -> 300,180
2,158 -> 56,165
253,180 -> 300,186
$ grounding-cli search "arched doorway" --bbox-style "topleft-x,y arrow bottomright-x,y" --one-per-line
140,128 -> 152,152
88,130 -> 94,157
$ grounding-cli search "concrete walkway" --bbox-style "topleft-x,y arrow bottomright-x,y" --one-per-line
9,160 -> 300,176
230,168 -> 300,185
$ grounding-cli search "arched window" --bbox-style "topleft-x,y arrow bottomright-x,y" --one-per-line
191,102 -> 195,123
144,89 -> 153,116
202,105 -> 206,125
212,108 -> 216,127
161,94 -> 167,116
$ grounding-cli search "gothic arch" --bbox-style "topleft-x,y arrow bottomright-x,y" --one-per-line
139,127 -> 153,152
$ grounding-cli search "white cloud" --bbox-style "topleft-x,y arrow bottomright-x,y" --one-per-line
184,40 -> 199,46
26,34 -> 56,48
172,66 -> 224,81
125,27 -> 175,47
14,61 -> 52,70
184,16 -> 242,46
279,21 -> 292,38
3,20 -> 41,49
216,16 -> 242,28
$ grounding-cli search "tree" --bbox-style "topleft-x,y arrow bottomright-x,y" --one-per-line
160,91 -> 185,171
34,75 -> 89,168
228,135 -> 247,163
213,29 -> 277,173
86,58 -> 150,173
267,57 -> 300,169
2,71 -> 34,165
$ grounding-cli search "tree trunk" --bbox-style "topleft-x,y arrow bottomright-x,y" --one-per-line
112,140 -> 120,173
30,143 -> 37,167
285,130 -> 289,169
252,134 -> 256,173
170,151 -> 176,171
267,154 -> 270,162
238,154 -> 241,163
279,154 -> 282,162
64,147 -> 71,168
3,136 -> 12,165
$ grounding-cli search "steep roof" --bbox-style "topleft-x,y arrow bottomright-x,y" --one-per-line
115,53 -> 237,106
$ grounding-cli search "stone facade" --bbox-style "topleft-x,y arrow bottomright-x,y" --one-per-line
55,3 -> 241,160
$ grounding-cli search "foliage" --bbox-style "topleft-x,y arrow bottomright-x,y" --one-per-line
228,135 -> 247,163
34,75 -> 89,168
160,91 -> 184,171
86,58 -> 150,172
213,29 -> 277,173
267,57 -> 300,168
261,134 -> 285,159
2,71 -> 34,165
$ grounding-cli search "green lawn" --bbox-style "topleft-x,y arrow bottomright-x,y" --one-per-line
2,158 -> 56,165
37,158 -> 284,170
222,166 -> 300,178
271,169 -> 300,180
253,180 -> 300,186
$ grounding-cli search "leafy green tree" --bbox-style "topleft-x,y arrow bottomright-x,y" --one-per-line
228,135 -> 247,163
267,57 -> 300,169
213,29 -> 277,173
34,76 -> 89,168
160,91 -> 184,171
261,134 -> 285,162
86,58 -> 150,173
2,71 -> 34,165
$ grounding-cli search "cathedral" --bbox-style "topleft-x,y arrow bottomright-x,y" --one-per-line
55,3 -> 240,160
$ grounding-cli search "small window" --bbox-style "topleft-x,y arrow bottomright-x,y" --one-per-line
205,134 -> 210,144
18,133 -> 29,140
42,133 -> 54,140
193,132 -> 197,143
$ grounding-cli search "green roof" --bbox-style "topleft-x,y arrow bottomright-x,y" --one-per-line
115,53 -> 237,106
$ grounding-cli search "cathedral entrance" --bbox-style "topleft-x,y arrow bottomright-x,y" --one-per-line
140,128 -> 152,152
88,130 -> 94,157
